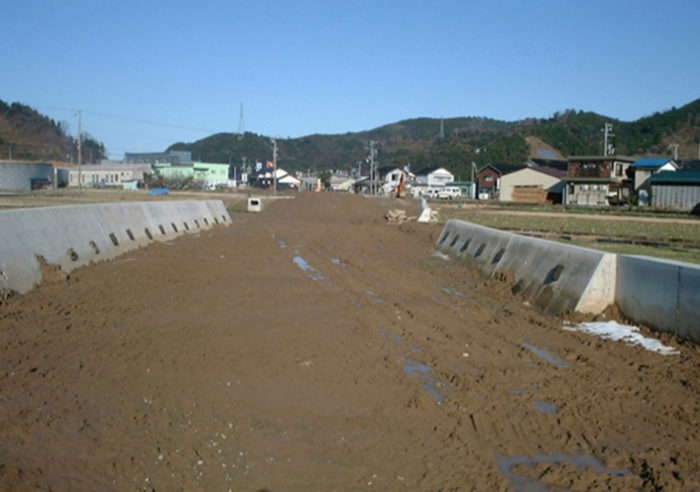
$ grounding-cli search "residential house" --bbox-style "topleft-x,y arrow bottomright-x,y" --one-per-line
630,158 -> 678,190
563,155 -> 636,206
254,167 -> 300,189
380,166 -> 404,195
476,163 -> 525,199
649,171 -> 700,210
499,166 -> 566,203
415,166 -> 454,187
330,175 -> 356,192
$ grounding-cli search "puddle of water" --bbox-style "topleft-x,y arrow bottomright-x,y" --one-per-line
436,282 -> 463,296
364,289 -> 384,303
330,258 -> 346,266
533,400 -> 558,414
397,355 -> 449,404
496,452 -> 630,492
521,343 -> 574,369
510,388 -> 537,395
272,234 -> 287,249
365,290 -> 375,295
292,256 -> 325,281
379,330 -> 402,346
563,320 -> 679,356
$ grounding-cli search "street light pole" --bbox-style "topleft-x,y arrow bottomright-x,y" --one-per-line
76,109 -> 82,192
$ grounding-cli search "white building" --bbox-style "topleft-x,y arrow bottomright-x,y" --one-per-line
415,166 -> 454,187
66,164 -> 151,188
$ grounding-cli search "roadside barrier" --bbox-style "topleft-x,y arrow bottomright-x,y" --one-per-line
0,200 -> 231,294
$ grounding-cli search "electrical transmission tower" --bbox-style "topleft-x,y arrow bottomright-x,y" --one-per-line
238,102 -> 245,140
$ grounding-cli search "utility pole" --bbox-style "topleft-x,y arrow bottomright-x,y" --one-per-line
367,140 -> 378,195
271,137 -> 278,194
602,123 -> 615,156
76,109 -> 82,192
668,143 -> 679,160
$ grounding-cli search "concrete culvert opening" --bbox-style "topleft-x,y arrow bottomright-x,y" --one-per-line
126,229 -> 135,241
460,239 -> 471,253
194,220 -> 200,228
144,228 -> 153,240
171,223 -> 178,233
474,243 -> 486,258
449,235 -> 460,248
544,264 -> 565,284
214,217 -> 219,224
492,248 -> 505,264
159,225 -> 166,235
183,222 -> 190,231
439,231 -> 450,245
109,233 -> 119,246
221,215 -> 227,222
203,218 -> 209,226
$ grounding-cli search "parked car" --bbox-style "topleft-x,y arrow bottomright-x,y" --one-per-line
437,186 -> 461,199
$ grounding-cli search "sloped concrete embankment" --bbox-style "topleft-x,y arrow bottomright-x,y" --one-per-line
616,256 -> 700,343
435,219 -> 616,316
435,219 -> 699,342
0,200 -> 231,294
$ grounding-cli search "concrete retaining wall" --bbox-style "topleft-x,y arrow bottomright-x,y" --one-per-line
435,219 -> 616,316
436,219 -> 699,342
616,255 -> 700,343
0,200 -> 231,294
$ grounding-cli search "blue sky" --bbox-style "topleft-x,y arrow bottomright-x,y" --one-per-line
2,0 -> 698,160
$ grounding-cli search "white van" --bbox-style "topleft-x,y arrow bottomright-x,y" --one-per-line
437,186 -> 461,199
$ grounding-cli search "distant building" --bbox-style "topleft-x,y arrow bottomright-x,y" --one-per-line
0,161 -> 53,190
415,166 -> 454,187
124,150 -> 192,165
650,171 -> 700,210
563,155 -> 636,206
499,166 -> 566,203
630,158 -> 678,190
66,163 -> 151,188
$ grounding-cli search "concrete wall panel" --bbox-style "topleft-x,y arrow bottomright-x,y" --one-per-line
0,200 -> 231,294
616,255 -> 700,343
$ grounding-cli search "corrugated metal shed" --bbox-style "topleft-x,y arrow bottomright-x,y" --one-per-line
650,171 -> 700,209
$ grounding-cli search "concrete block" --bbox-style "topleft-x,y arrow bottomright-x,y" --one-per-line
248,197 -> 263,212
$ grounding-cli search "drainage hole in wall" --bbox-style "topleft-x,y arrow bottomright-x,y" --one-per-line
109,233 -> 119,246
213,217 -> 219,224
460,239 -> 471,253
449,234 -> 460,248
144,228 -> 153,240
183,222 -> 190,231
89,241 -> 100,254
194,219 -> 200,228
438,231 -> 450,245
221,215 -> 227,222
492,248 -> 505,264
512,279 -> 525,294
68,248 -> 79,261
159,225 -> 166,235
171,223 -> 178,232
203,218 -> 209,226
544,264 -> 565,284
126,229 -> 135,241
474,243 -> 486,258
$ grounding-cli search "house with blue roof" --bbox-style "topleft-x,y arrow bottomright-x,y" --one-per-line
630,158 -> 678,190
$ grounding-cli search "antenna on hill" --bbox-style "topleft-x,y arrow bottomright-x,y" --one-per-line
238,102 -> 245,140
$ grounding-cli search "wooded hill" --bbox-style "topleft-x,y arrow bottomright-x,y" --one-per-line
169,98 -> 700,179
0,100 -> 105,162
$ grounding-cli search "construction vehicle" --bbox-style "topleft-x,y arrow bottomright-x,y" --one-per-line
394,166 -> 414,198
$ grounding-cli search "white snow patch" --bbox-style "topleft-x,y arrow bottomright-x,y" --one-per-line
432,251 -> 451,260
564,321 -> 679,356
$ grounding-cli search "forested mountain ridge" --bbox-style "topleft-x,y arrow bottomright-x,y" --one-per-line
0,100 -> 105,162
169,98 -> 700,179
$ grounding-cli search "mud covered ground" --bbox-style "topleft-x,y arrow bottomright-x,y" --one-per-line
1,192 -> 698,491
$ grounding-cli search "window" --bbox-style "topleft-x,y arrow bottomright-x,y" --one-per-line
485,175 -> 494,182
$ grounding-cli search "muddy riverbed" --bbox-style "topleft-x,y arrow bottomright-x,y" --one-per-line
1,192 -> 698,491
